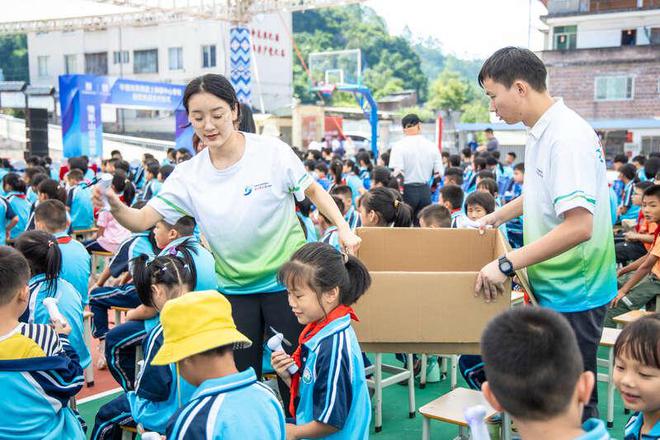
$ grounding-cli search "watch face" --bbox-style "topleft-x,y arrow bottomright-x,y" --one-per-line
500,260 -> 512,273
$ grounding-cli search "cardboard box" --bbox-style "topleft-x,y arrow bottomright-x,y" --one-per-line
353,228 -> 511,354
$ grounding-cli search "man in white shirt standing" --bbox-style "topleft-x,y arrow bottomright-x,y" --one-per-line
474,47 -> 617,422
389,114 -> 443,225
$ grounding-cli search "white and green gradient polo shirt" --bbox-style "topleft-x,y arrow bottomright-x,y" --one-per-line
148,133 -> 311,295
523,99 -> 617,312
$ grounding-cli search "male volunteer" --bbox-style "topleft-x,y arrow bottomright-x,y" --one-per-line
474,47 -> 617,421
389,114 -> 443,224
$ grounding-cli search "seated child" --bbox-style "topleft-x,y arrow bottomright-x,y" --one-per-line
359,187 -> 413,228
439,184 -> 467,228
140,161 -> 162,202
465,191 -> 509,240
319,196 -> 344,251
418,204 -> 451,228
371,166 -> 399,190
3,172 -> 31,240
34,200 -> 91,304
91,255 -> 197,438
0,191 -> 18,245
476,177 -> 501,206
65,169 -> 95,231
15,230 -> 91,370
619,164 -> 641,222
153,291 -> 286,439
612,313 -> 660,439
606,185 -> 660,327
315,162 -> 332,191
296,197 -> 318,243
271,242 -> 372,439
481,307 -> 609,440
616,181 -> 657,266
0,246 -> 85,439
502,163 -> 524,204
443,167 -> 464,187
331,185 -> 361,230
23,173 -> 48,230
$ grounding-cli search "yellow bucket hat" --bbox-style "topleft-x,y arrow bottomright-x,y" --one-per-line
151,291 -> 252,366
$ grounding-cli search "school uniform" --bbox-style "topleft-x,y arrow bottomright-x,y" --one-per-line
345,206 -> 362,230
159,236 -> 217,291
624,412 -> 660,440
55,232 -> 92,305
345,173 -> 364,206
22,274 -> 91,370
294,314 -> 371,439
358,167 -> 371,190
613,179 -> 625,205
84,168 -> 96,182
0,197 -> 16,245
66,183 -> 95,231
297,212 -> 318,243
5,191 -> 31,239
450,209 -> 469,229
620,180 -> 640,221
91,322 -> 196,438
140,179 -> 162,202
133,164 -> 146,190
320,225 -> 341,251
576,418 -> 610,439
166,368 -> 285,439
0,323 -> 85,440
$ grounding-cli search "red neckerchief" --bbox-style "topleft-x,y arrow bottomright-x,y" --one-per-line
289,305 -> 358,418
12,194 -> 26,199
56,236 -> 73,244
451,208 -> 461,214
635,209 -> 644,233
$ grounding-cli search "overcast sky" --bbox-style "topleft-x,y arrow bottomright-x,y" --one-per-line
366,0 -> 549,59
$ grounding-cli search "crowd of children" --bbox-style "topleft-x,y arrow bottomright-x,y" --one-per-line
0,110 -> 659,439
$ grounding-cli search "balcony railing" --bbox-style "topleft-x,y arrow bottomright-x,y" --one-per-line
547,0 -> 659,15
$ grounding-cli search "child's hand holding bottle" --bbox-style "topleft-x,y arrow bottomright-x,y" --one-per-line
271,351 -> 296,387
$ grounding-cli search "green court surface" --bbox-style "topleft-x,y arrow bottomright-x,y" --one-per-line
79,351 -> 629,439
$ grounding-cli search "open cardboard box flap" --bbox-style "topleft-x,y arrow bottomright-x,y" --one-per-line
353,228 -> 513,354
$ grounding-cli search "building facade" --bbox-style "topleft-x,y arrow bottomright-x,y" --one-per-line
539,0 -> 660,154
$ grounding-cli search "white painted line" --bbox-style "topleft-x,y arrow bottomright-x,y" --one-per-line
77,387 -> 123,404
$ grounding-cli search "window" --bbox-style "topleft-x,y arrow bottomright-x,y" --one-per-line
168,47 -> 183,70
621,29 -> 637,46
113,51 -> 129,64
64,54 -> 76,75
641,136 -> 660,155
594,76 -> 634,101
37,56 -> 49,77
553,25 -> 577,50
202,45 -> 216,68
133,49 -> 158,74
650,28 -> 660,45
85,52 -> 108,75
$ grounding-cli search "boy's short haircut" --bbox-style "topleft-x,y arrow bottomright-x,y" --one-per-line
635,181 -> 654,192
171,216 -> 196,237
481,307 -> 584,421
643,184 -> 660,199
0,246 -> 31,306
303,159 -> 316,171
66,169 -> 84,182
619,163 -> 637,181
159,165 -> 174,181
513,163 -> 525,172
466,191 -> 496,214
68,157 -> 88,173
115,160 -> 130,173
34,200 -> 68,232
418,204 -> 451,228
474,157 -> 488,171
462,148 -> 472,158
477,178 -> 498,196
321,196 -> 345,224
491,151 -> 501,160
444,167 -> 464,186
477,170 -> 496,181
486,156 -> 499,167
316,162 -> 329,174
507,152 -> 517,160
449,154 -> 461,167
613,313 -> 660,369
478,47 -> 547,93
633,155 -> 646,165
146,162 -> 160,177
439,184 -> 464,210
613,154 -> 628,164
196,343 -> 234,358
330,185 -> 352,199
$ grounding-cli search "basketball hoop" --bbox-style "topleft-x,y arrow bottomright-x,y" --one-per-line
318,84 -> 336,97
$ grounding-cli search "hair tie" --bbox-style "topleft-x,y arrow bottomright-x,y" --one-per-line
47,240 -> 54,248
168,247 -> 178,256
393,199 -> 400,209
340,250 -> 349,264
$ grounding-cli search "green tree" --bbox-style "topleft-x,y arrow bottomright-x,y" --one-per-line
427,70 -> 469,112
0,35 -> 28,81
460,100 -> 490,123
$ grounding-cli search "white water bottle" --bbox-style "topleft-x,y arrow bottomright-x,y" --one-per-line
43,298 -> 67,325
96,173 -> 114,210
267,332 -> 299,375
140,432 -> 161,440
464,405 -> 491,440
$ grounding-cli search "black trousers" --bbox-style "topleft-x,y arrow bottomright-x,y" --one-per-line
561,304 -> 608,421
403,183 -> 431,226
226,291 -> 303,417
615,240 -> 647,265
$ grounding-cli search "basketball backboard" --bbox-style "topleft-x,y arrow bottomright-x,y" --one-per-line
309,49 -> 361,91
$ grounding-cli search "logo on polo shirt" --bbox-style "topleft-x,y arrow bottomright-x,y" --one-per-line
243,182 -> 272,196
536,168 -> 544,178
302,367 -> 313,384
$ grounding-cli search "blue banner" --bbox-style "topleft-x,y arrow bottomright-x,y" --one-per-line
59,75 -> 188,159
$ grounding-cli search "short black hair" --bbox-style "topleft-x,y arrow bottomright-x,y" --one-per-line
439,184 -> 464,210
474,157 -> 487,171
444,167 -> 464,186
401,113 -> 421,128
619,163 -> 637,181
486,156 -> 498,167
67,169 -> 84,182
513,163 -> 525,172
462,148 -> 472,158
159,165 -> 175,181
330,185 -> 353,199
635,181 -> 654,192
614,313 -> 660,369
466,191 -> 496,214
613,154 -> 629,164
0,246 -> 31,306
632,155 -> 646,165
477,178 -> 498,197
146,161 -> 160,178
418,204 -> 451,228
645,157 -> 660,180
449,154 -> 461,167
484,128 -> 494,134
477,170 -> 496,181
643,184 -> 660,200
34,200 -> 68,232
478,47 -> 547,93
170,216 -> 196,237
507,152 -> 517,160
481,307 -> 584,421
321,196 -> 345,224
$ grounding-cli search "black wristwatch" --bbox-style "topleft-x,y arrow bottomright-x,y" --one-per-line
498,255 -> 515,277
